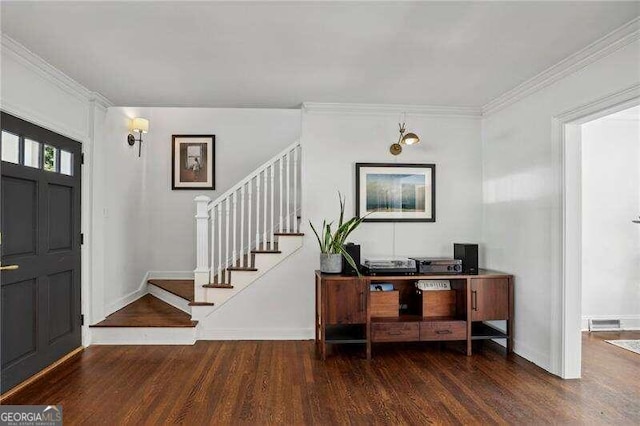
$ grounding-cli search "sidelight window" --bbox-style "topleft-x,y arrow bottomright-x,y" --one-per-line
1,131 -> 20,164
24,139 -> 41,168
60,150 -> 73,176
43,144 -> 57,172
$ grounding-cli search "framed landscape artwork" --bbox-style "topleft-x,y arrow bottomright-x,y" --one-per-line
355,163 -> 436,222
172,135 -> 215,190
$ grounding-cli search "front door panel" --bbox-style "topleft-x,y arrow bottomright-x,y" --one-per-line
1,112 -> 82,393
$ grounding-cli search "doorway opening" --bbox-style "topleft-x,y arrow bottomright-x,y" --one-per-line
560,97 -> 640,378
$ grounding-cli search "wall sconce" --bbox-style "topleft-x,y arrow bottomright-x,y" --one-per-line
389,116 -> 420,156
127,117 -> 149,157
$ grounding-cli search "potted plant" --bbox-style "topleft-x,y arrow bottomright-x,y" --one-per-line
310,193 -> 366,274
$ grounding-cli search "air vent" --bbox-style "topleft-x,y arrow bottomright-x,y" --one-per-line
589,319 -> 621,331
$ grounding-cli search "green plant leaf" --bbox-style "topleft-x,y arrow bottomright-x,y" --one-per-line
324,223 -> 334,253
309,221 -> 325,253
311,192 -> 370,256
338,192 -> 345,229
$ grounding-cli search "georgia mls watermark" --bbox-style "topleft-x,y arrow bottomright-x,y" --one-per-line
0,405 -> 62,426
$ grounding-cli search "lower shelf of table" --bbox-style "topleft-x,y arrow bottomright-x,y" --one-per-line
320,320 -> 509,345
324,324 -> 367,344
471,322 -> 509,340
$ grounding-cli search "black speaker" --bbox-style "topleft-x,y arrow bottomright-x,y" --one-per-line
342,243 -> 361,275
454,243 -> 478,275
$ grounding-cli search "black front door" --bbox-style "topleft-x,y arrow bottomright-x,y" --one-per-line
1,112 -> 82,393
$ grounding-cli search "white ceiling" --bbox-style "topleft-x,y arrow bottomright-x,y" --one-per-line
1,1 -> 638,108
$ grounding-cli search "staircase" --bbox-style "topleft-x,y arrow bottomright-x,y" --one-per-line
90,141 -> 304,344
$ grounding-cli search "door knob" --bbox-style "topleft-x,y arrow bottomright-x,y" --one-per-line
0,264 -> 19,271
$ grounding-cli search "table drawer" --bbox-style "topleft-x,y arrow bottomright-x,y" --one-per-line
420,321 -> 466,341
372,322 -> 419,342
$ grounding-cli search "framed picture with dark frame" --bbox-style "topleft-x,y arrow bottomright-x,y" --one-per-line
355,163 -> 436,222
172,134 -> 215,190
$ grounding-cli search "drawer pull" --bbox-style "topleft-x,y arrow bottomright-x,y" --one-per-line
387,331 -> 403,336
435,330 -> 452,335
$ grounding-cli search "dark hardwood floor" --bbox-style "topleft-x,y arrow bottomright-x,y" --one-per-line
89,295 -> 197,327
3,332 -> 639,425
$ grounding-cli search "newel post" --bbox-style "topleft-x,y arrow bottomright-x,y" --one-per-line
194,195 -> 211,294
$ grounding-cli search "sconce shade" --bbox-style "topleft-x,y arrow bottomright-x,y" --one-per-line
130,117 -> 149,133
401,132 -> 420,145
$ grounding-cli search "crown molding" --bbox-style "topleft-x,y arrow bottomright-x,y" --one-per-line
89,92 -> 113,111
1,34 -> 114,108
555,83 -> 640,123
302,102 -> 481,118
482,17 -> 640,117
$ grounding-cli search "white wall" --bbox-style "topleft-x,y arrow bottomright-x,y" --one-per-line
481,39 -> 640,372
198,105 -> 483,337
97,108 -> 151,314
581,112 -> 640,326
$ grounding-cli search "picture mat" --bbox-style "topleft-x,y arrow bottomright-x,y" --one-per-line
358,166 -> 433,220
173,136 -> 213,188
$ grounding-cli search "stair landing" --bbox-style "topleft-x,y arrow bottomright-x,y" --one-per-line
90,295 -> 197,328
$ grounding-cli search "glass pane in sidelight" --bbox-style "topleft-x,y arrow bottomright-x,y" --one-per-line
60,150 -> 73,176
24,139 -> 41,168
44,144 -> 57,172
1,131 -> 20,164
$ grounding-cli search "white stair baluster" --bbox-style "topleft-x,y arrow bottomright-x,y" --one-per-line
270,164 -> 275,249
210,207 -> 215,284
217,203 -> 222,283
248,179 -> 253,259
232,192 -> 237,267
279,157 -> 283,233
240,185 -> 246,267
286,151 -> 291,232
263,168 -> 268,249
225,198 -> 230,280
293,146 -> 298,232
256,173 -> 261,248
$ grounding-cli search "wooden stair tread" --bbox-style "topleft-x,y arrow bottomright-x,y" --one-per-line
203,284 -> 234,289
251,250 -> 282,254
148,279 -> 194,302
188,301 -> 215,306
227,267 -> 258,271
274,232 -> 305,236
90,295 -> 197,328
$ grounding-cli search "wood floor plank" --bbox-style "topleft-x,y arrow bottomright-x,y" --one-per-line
3,332 -> 639,424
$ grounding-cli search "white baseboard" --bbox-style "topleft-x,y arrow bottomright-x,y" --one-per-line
103,272 -> 149,317
148,270 -> 194,280
148,283 -> 191,314
197,327 -> 314,341
581,315 -> 640,331
512,338 -> 551,373
91,327 -> 196,345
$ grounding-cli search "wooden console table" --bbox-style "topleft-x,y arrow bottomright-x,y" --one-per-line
315,270 -> 514,360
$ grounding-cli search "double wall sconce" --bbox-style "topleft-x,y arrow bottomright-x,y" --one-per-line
389,117 -> 420,156
127,117 -> 149,157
